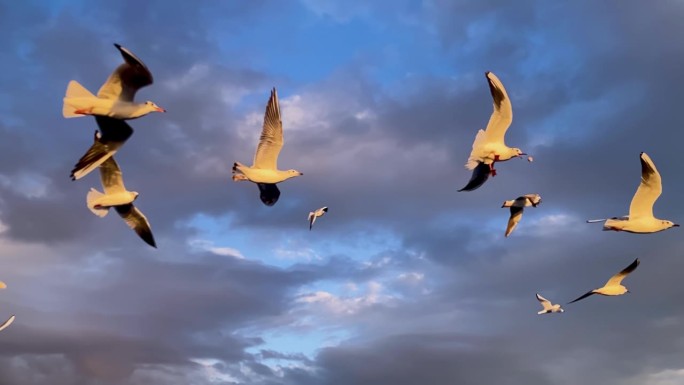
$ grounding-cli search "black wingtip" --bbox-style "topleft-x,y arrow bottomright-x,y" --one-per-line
114,43 -> 122,50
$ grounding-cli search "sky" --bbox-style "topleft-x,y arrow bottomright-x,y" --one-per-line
1,0 -> 684,384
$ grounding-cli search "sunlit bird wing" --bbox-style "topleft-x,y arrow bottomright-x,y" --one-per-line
605,258 -> 640,287
97,43 -> 154,102
483,71 -> 513,144
0,315 -> 15,332
505,205 -> 524,237
99,156 -> 126,194
536,293 -> 552,310
253,88 -> 283,170
628,152 -> 662,219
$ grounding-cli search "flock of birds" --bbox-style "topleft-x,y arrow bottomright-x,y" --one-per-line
0,42 -> 679,333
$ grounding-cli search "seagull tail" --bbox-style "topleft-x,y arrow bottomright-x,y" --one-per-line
63,80 -> 95,118
86,188 -> 109,217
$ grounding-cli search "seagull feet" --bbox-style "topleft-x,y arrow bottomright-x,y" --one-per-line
74,107 -> 94,115
494,154 -> 501,161
489,163 -> 498,177
232,174 -> 248,182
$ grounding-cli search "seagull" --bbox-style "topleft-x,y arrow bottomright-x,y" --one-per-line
63,43 -> 165,120
568,258 -> 640,304
458,161 -> 491,192
86,154 -> 156,248
0,282 -> 14,332
70,117 -> 133,181
501,194 -> 541,237
536,293 -> 564,314
308,206 -> 328,230
464,71 -> 526,177
589,152 -> 679,233
232,88 -> 303,206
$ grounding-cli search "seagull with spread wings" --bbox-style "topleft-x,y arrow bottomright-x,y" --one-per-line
308,206 -> 328,230
536,293 -> 564,315
463,72 -> 526,179
568,258 -> 640,304
588,152 -> 679,233
501,194 -> 541,237
86,152 -> 156,248
232,88 -> 303,206
63,43 -> 165,120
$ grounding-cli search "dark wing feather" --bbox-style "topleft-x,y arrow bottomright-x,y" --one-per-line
258,183 -> 280,206
70,117 -> 133,180
568,290 -> 595,304
97,43 -> 153,101
458,162 -> 490,192
115,204 -> 156,248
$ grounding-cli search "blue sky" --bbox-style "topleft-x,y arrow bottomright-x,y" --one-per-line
2,1 -> 684,384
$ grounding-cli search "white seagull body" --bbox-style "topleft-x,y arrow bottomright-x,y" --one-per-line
596,152 -> 678,233
308,206 -> 328,230
501,194 -> 541,237
536,293 -> 564,314
465,72 -> 526,176
232,88 -> 303,206
63,43 -> 165,120
0,282 -> 15,332
87,155 -> 156,248
568,258 -> 640,304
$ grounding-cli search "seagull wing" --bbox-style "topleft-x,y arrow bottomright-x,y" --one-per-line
99,156 -> 126,194
628,152 -> 662,219
308,212 -> 316,230
253,88 -> 283,170
257,183 -> 280,206
568,290 -> 596,304
605,258 -> 640,287
70,117 -> 133,180
458,162 -> 490,192
505,205 -> 524,237
0,315 -> 15,332
115,204 -> 156,248
483,72 -> 513,144
97,43 -> 153,102
536,293 -> 553,311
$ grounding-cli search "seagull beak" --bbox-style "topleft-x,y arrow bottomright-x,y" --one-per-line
674,224 -> 680,227
299,172 -> 304,176
156,106 -> 166,113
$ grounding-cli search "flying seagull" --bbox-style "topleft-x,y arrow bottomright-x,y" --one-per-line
0,282 -> 14,332
63,43 -> 165,120
232,88 -> 303,206
464,71 -> 526,177
568,258 -> 640,304
501,194 -> 541,237
536,293 -> 564,314
588,152 -> 679,233
86,153 -> 156,248
70,117 -> 134,180
308,206 -> 329,230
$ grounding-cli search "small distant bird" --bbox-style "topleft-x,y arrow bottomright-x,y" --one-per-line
308,206 -> 328,230
232,88 -> 303,206
63,43 -> 165,120
87,153 -> 156,248
70,117 -> 134,181
568,258 -> 640,304
458,161 -> 491,192
536,293 -> 564,314
0,282 -> 15,332
588,152 -> 679,233
464,72 -> 526,177
501,194 -> 541,237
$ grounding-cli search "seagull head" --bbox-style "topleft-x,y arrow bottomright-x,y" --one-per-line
511,148 -> 526,158
662,220 -> 679,229
287,169 -> 303,177
145,101 -> 166,113
132,191 -> 140,201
